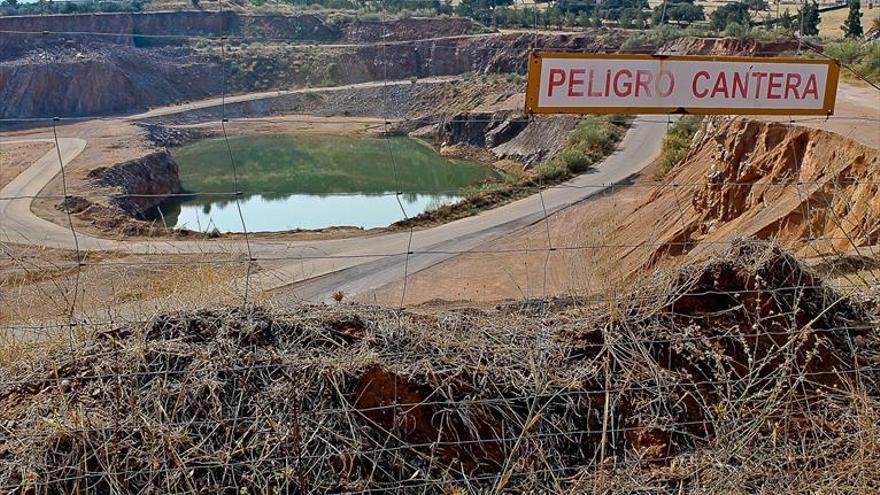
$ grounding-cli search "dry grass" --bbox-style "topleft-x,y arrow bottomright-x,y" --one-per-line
0,245 -> 257,333
0,142 -> 53,189
820,6 -> 880,39
1,240 -> 877,493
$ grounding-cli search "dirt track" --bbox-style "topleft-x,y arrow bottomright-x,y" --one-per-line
0,77 -> 668,309
1,81 -> 877,313
362,84 -> 880,305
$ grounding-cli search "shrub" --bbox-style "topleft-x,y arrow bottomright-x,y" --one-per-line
358,12 -> 383,22
505,73 -> 523,84
537,159 -> 570,181
723,21 -> 752,39
710,1 -> 751,31
825,39 -> 866,66
535,115 -> 627,181
860,42 -> 880,80
327,13 -> 357,27
822,39 -> 879,84
556,148 -> 594,173
655,115 -> 703,178
568,116 -> 623,159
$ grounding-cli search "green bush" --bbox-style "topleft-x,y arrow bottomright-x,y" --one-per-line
861,43 -> 880,80
536,115 -> 627,181
825,40 -> 866,66
537,159 -> 570,181
722,21 -> 751,39
358,12 -> 383,22
710,1 -> 751,31
568,116 -> 624,160
505,73 -> 523,84
823,40 -> 880,84
556,149 -> 594,173
655,115 -> 703,178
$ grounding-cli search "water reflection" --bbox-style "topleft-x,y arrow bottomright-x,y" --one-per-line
159,134 -> 493,232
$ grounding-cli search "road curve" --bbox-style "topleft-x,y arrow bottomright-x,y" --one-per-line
266,118 -> 668,302
1,116 -> 667,303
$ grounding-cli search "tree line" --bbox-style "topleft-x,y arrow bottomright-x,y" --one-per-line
0,0 -> 867,40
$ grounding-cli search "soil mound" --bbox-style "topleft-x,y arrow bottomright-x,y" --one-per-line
1,242 -> 876,493
86,150 -> 181,220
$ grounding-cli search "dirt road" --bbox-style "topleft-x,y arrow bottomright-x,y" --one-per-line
3,82 -> 874,304
1,95 -> 667,304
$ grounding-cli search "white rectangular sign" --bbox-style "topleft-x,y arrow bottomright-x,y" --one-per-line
525,52 -> 839,116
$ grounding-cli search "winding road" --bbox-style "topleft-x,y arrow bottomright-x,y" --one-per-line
1,79 -> 670,303
14,79 -> 874,303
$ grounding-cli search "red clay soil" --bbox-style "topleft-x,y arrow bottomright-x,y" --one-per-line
613,118 -> 880,272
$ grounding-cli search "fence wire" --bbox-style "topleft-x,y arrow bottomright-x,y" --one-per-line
1,11 -> 879,494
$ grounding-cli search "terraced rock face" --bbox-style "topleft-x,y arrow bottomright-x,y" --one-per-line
0,11 -> 625,120
613,117 -> 880,268
0,46 -> 222,119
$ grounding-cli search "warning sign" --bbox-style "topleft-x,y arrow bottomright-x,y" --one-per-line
525,52 -> 839,116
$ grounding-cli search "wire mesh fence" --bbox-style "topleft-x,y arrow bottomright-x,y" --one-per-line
1,4 -> 879,493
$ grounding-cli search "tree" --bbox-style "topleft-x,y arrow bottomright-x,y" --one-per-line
593,0 -> 648,21
456,0 -> 513,22
652,0 -> 704,26
554,0 -> 597,16
710,2 -> 751,31
382,0 -> 453,14
797,0 -> 820,36
842,0 -> 864,38
777,8 -> 796,32
746,0 -> 769,16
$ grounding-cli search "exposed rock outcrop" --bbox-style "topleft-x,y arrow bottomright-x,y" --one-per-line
1,15 -> 627,119
340,16 -> 479,42
0,12 -> 337,56
660,36 -> 813,56
139,123 -> 214,148
610,118 -> 880,270
438,112 -> 518,148
437,112 -> 579,166
491,116 -> 580,165
0,47 -> 222,119
86,150 -> 181,219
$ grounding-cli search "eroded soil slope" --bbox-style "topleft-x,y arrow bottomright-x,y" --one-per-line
627,118 -> 879,268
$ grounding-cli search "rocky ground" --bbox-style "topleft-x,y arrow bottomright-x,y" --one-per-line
0,141 -> 52,189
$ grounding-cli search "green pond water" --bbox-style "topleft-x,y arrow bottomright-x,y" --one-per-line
160,134 -> 494,232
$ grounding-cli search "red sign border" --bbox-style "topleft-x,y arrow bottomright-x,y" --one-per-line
525,51 -> 840,116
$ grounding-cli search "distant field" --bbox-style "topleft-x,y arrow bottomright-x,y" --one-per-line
647,0 -> 841,15
820,5 -> 880,38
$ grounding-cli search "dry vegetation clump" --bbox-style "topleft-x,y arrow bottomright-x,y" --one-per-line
0,241 -> 877,493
